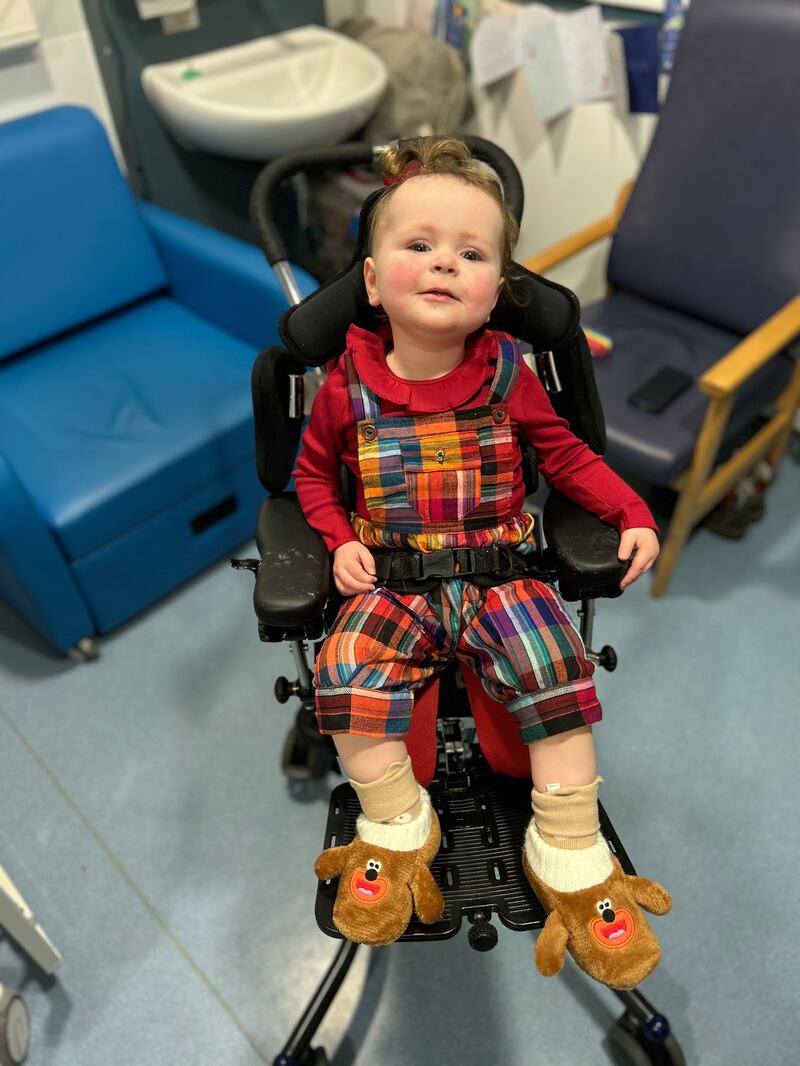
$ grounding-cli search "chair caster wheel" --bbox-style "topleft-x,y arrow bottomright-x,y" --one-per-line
0,987 -> 31,1065
467,913 -> 498,951
282,728 -> 330,781
67,637 -> 99,663
598,645 -> 617,672
282,705 -> 335,781
607,1010 -> 685,1066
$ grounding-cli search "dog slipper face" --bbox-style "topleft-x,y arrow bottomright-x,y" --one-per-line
525,854 -> 670,990
316,813 -> 444,945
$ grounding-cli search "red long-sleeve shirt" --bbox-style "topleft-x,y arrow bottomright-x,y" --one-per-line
294,325 -> 656,553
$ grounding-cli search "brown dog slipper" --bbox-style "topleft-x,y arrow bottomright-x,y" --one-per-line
314,791 -> 445,945
523,826 -> 671,990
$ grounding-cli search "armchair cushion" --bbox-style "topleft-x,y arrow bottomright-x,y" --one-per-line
580,293 -> 795,484
0,296 -> 258,559
140,202 -> 317,351
606,0 -> 800,336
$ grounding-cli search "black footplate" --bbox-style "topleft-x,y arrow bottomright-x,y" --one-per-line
315,767 -> 635,945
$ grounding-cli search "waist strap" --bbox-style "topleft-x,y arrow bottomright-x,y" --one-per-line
373,544 -> 551,591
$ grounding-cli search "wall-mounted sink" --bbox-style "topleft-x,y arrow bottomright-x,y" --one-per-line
141,25 -> 388,160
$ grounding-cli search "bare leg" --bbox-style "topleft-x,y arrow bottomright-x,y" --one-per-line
528,725 -> 597,793
334,734 -> 409,784
316,736 -> 443,944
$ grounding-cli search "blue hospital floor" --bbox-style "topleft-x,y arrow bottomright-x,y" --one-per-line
1,462 -> 798,1066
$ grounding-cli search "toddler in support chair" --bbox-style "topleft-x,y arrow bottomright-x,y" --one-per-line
294,137 -> 670,990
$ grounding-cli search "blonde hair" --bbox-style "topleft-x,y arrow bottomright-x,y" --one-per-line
368,136 -> 520,294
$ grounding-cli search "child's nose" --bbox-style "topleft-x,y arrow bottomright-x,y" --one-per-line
432,253 -> 457,274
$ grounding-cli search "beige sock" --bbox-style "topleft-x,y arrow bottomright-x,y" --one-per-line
531,776 -> 603,850
350,755 -> 423,825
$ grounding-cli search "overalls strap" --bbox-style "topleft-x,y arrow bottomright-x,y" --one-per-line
343,350 -> 381,423
485,334 -> 520,407
343,332 -> 520,423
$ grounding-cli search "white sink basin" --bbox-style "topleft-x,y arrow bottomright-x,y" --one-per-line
141,25 -> 388,160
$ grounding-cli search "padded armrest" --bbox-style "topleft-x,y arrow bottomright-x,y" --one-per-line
543,492 -> 627,601
139,202 -> 316,350
254,493 -> 330,626
0,453 -> 94,651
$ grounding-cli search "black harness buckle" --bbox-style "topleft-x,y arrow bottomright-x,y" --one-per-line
454,547 -> 476,575
417,548 -> 457,579
373,542 -> 535,589
490,544 -> 515,579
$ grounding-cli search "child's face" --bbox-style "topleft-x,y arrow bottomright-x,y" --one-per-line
364,175 -> 504,346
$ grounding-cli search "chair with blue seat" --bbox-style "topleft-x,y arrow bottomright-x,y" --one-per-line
525,0 -> 800,596
0,105 -> 315,659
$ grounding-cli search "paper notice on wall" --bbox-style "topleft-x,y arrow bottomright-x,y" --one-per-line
469,13 -> 520,88
521,21 -> 573,123
605,25 -> 630,115
516,2 -> 556,33
560,5 -> 613,103
518,2 -> 614,122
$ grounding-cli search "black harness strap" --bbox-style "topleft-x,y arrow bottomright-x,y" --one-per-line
372,544 -> 554,593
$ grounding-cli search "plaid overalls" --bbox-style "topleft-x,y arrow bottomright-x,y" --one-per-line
314,337 -> 601,744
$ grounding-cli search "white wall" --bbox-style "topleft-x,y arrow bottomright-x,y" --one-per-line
0,0 -> 122,162
466,68 -> 657,304
324,0 -> 658,304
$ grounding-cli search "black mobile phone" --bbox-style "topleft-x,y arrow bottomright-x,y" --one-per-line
627,367 -> 693,414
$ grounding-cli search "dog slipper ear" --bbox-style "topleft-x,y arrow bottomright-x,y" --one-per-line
410,864 -> 445,925
535,909 -> 568,976
314,845 -> 350,881
627,875 -> 672,915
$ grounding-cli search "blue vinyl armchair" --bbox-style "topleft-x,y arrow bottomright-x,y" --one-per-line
524,0 -> 800,596
0,105 -> 314,658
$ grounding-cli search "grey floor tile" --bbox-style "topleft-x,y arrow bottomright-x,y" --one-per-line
0,712 -> 270,1066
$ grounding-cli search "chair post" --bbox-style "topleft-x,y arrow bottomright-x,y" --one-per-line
766,356 -> 800,467
651,393 -> 734,597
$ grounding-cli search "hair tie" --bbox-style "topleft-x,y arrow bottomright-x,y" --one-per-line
383,161 -> 424,188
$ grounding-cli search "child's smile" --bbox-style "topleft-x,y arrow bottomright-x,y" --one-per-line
420,289 -> 458,302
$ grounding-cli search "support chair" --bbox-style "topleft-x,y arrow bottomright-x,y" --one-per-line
0,105 -> 315,659
235,139 -> 684,1066
524,0 -> 800,597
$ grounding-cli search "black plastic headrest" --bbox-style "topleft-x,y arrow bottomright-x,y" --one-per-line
279,256 -> 579,368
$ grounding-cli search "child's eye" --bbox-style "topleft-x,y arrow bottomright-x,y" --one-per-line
462,249 -> 484,261
408,241 -> 429,252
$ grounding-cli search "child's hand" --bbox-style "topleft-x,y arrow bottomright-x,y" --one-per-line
333,542 -> 377,597
618,527 -> 660,590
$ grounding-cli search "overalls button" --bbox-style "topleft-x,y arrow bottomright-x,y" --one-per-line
362,424 -> 377,441
493,407 -> 506,423
435,449 -> 446,463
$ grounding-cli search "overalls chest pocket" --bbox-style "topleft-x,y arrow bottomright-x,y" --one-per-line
400,429 -> 482,525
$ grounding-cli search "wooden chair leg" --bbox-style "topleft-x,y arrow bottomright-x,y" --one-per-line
766,359 -> 800,468
650,492 -> 695,598
650,394 -> 735,597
